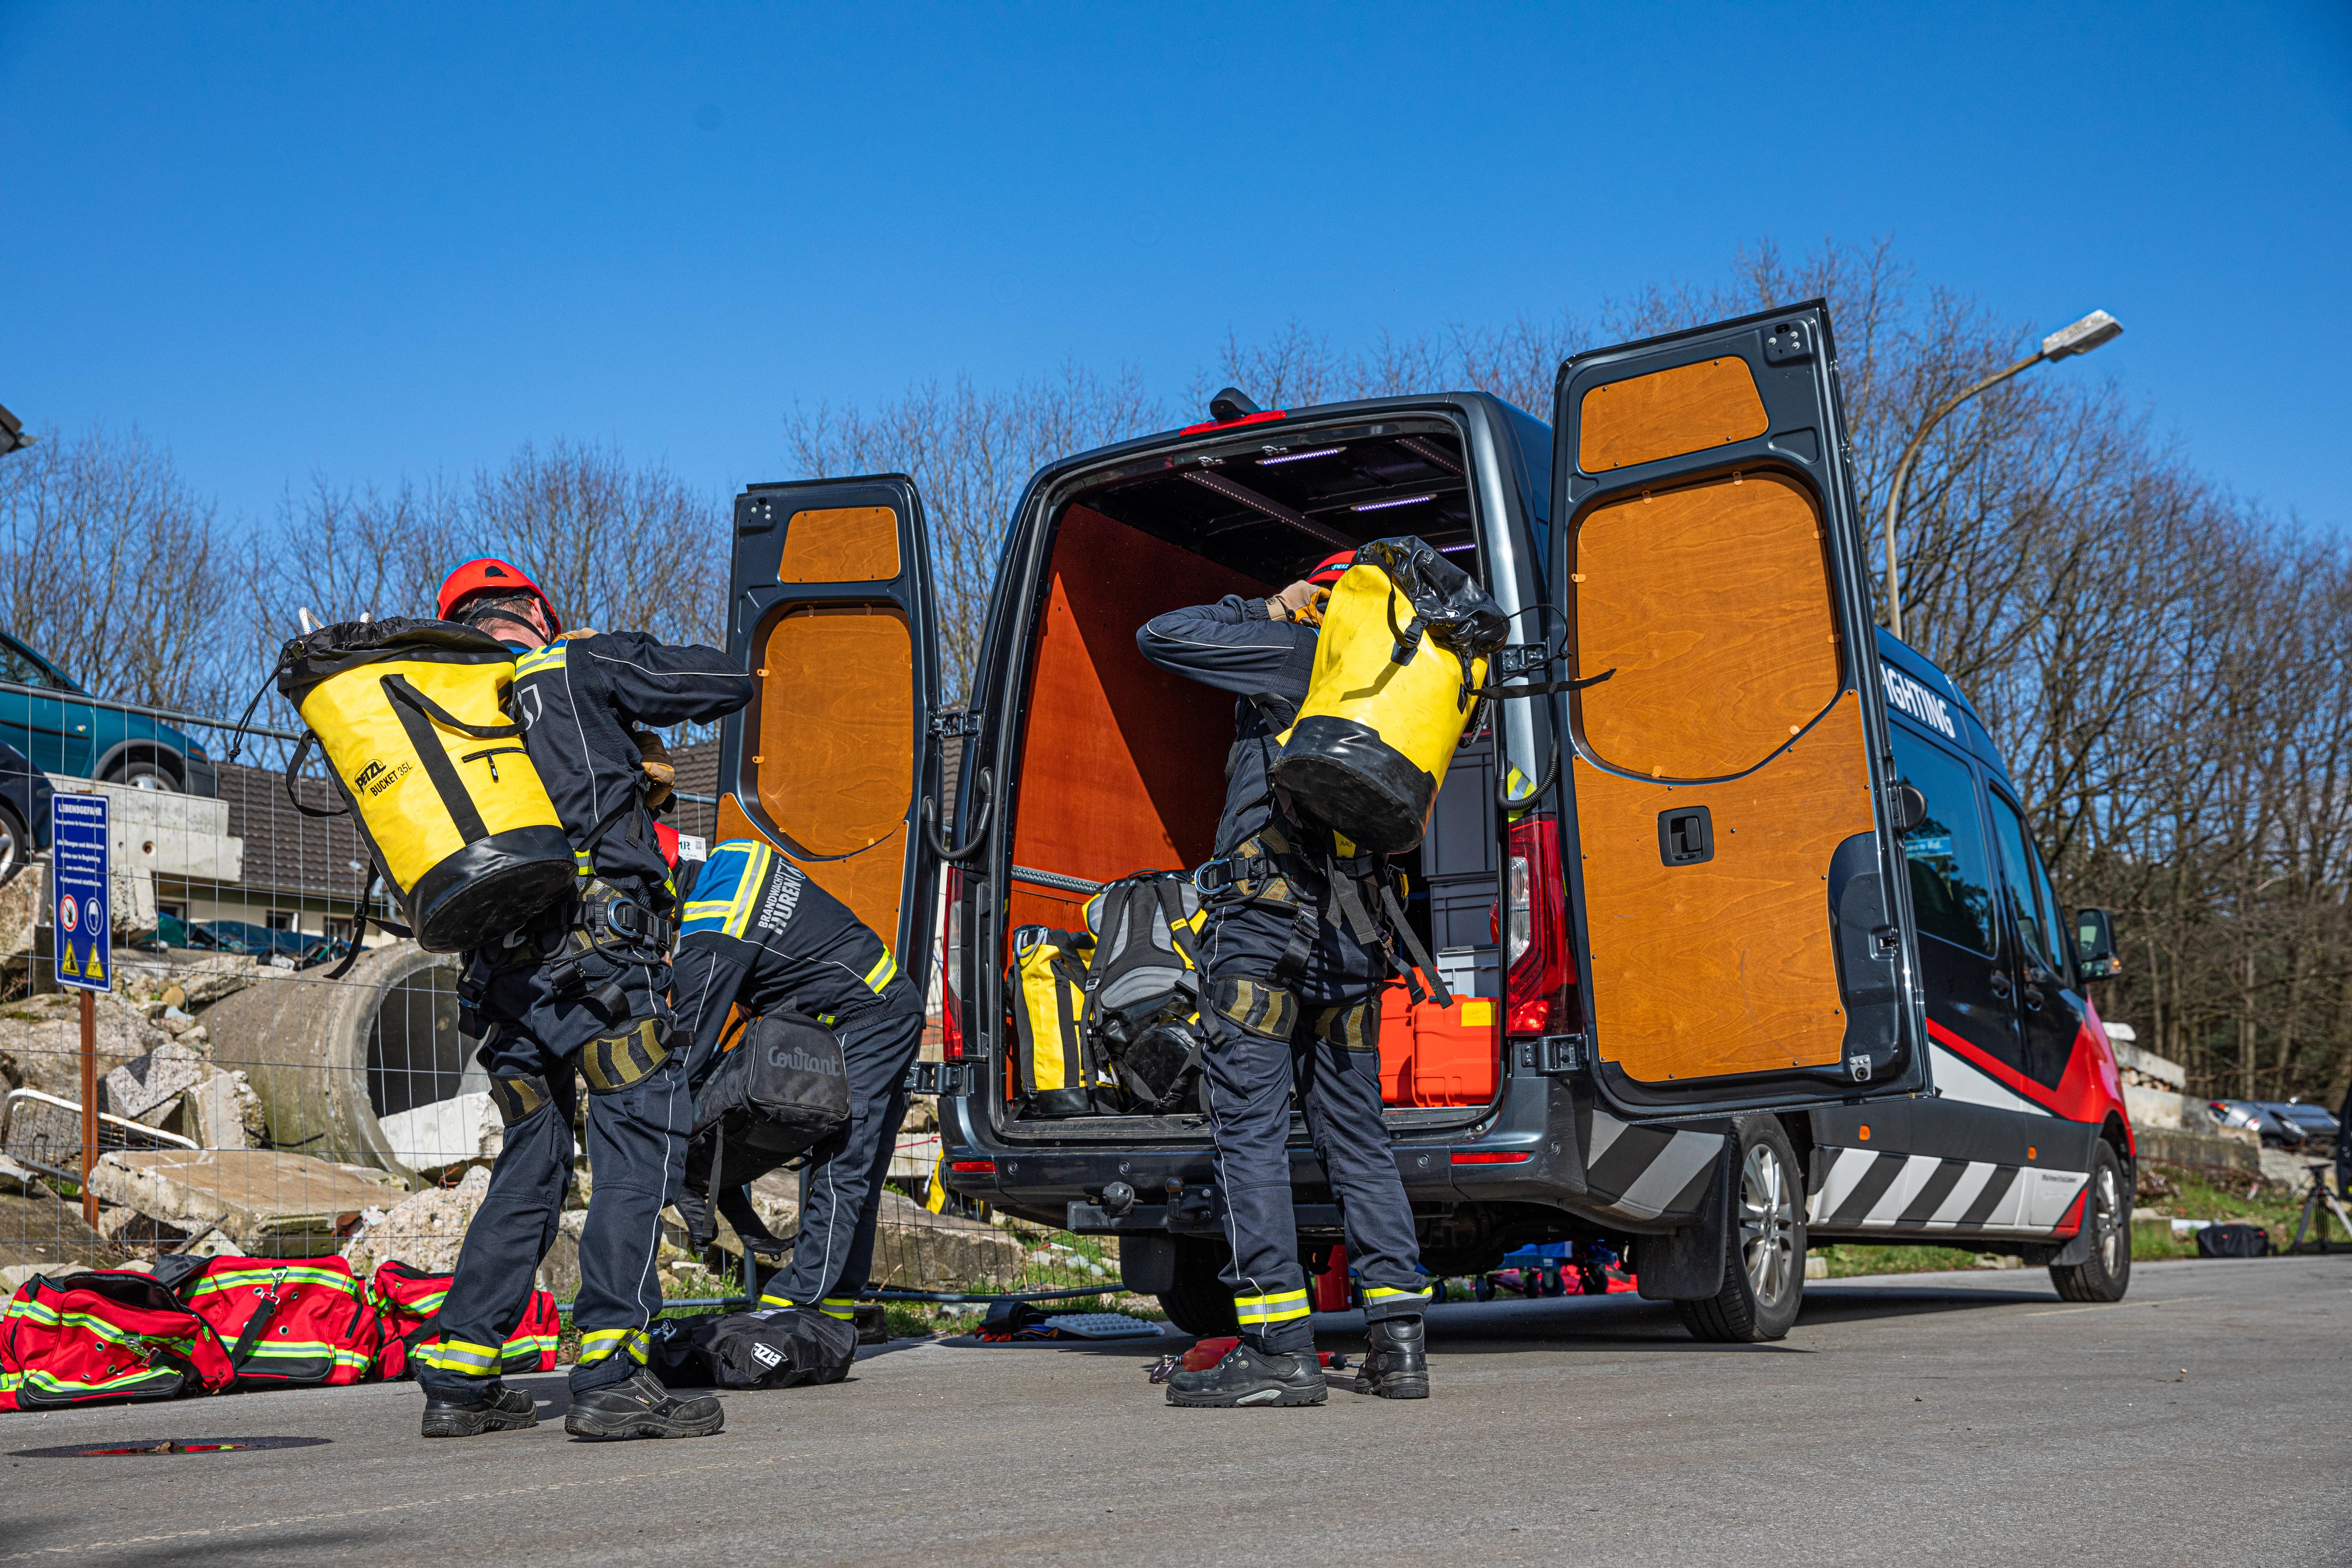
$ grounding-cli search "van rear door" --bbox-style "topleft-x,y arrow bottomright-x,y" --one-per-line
1553,302 -> 1926,1117
717,477 -> 944,976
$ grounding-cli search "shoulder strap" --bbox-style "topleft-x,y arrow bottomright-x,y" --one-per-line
382,671 -> 524,740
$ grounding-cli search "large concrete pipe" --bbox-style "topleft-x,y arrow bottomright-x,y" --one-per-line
200,941 -> 486,1180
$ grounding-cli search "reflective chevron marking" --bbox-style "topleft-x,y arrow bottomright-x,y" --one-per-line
1581,1111 -> 1723,1223
1806,1146 -> 2086,1233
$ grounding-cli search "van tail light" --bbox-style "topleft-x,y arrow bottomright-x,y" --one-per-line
1504,816 -> 1573,1037
940,868 -> 966,1061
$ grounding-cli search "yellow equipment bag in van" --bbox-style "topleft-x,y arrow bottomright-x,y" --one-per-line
273,618 -> 577,953
1272,538 -> 1509,855
1009,925 -> 1115,1118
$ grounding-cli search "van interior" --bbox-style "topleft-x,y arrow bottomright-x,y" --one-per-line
994,418 -> 1510,1126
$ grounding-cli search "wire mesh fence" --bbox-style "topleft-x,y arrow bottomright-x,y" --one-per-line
0,692 -> 1142,1391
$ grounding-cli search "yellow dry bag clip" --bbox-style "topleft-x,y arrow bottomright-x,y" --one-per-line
273,618 -> 578,955
1273,538 -> 1510,855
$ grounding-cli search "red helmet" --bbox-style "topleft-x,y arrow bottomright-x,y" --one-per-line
1306,549 -> 1357,587
437,558 -> 562,637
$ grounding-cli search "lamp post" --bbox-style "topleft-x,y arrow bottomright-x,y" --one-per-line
1880,309 -> 2123,639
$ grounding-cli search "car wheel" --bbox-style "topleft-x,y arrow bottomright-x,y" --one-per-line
1155,1234 -> 1240,1337
2049,1141 -> 2132,1303
1675,1114 -> 1807,1343
105,754 -> 179,792
0,802 -> 24,887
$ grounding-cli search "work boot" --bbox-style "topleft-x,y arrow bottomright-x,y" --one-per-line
1353,1315 -> 1429,1400
564,1368 -> 724,1440
421,1380 -> 538,1438
1165,1341 -> 1327,1408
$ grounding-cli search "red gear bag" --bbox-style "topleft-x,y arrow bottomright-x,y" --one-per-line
0,1269 -> 235,1412
153,1255 -> 380,1388
369,1261 -> 560,1379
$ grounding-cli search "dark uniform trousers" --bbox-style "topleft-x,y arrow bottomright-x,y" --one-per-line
418,934 -> 686,1399
670,839 -> 924,1324
1200,833 -> 1430,1355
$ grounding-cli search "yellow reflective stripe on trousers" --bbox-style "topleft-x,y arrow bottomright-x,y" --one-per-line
419,1337 -> 503,1374
759,1293 -> 798,1311
1233,1288 -> 1311,1325
819,1297 -> 855,1321
1361,1286 -> 1431,1303
862,950 -> 898,994
576,1326 -> 649,1366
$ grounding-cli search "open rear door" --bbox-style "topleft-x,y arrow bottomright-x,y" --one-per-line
718,476 -> 942,979
1554,302 -> 1925,1118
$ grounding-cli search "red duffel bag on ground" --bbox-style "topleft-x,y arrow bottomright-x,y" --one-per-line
370,1261 -> 561,1379
0,1269 -> 235,1412
150,1254 -> 380,1389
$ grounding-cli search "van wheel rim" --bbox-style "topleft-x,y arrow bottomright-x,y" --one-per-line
2094,1164 -> 2122,1273
1740,1142 -> 1795,1304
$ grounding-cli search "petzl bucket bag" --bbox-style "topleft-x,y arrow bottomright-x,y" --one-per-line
1272,538 -> 1509,855
1010,925 -> 1115,1116
273,618 -> 576,952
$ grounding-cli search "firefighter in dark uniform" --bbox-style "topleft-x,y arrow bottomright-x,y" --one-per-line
415,558 -> 756,1441
1136,550 -> 1433,1406
667,838 -> 925,1329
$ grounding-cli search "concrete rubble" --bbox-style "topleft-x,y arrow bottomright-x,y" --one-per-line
377,1090 -> 502,1178
341,1164 -> 581,1294
87,1147 -> 406,1255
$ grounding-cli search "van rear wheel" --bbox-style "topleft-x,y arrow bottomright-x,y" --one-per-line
1675,1115 -> 1806,1344
1156,1235 -> 1240,1337
2048,1142 -> 2132,1302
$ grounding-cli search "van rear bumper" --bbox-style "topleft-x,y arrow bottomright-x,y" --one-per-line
942,1070 -> 1726,1238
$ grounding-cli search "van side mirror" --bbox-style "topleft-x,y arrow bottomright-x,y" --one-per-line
1889,782 -> 1928,833
2075,906 -> 2120,980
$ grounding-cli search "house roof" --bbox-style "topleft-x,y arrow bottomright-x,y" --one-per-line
216,759 -> 373,901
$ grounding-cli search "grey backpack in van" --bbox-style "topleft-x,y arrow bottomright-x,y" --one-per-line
1083,872 -> 1207,1111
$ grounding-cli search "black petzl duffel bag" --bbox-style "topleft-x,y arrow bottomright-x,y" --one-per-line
645,1309 -> 857,1390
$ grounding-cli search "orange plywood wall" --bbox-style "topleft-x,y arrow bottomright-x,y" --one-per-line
1005,505 -> 1269,940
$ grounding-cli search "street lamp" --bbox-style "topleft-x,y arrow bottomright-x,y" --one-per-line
1880,309 -> 2123,639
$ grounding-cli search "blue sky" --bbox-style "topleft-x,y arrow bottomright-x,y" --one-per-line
3,2 -> 2347,532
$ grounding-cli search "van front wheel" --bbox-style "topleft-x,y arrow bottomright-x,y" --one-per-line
1675,1115 -> 1807,1344
1156,1235 -> 1241,1338
2048,1142 -> 2132,1302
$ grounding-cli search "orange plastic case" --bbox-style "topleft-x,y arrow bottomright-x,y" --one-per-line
1377,987 -> 1500,1108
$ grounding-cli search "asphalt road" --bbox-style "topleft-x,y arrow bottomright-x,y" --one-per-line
6,1256 -> 2348,1566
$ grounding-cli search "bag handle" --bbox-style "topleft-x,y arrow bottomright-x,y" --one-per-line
382,672 -> 524,740
282,734 -> 351,818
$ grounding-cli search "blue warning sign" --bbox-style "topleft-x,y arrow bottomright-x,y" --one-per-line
51,794 -> 110,993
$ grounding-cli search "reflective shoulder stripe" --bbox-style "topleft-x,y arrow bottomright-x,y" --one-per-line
514,645 -> 569,678
723,843 -> 771,938
861,950 -> 898,994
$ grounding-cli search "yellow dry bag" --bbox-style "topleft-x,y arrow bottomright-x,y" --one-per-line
274,618 -> 577,952
1272,538 -> 1508,855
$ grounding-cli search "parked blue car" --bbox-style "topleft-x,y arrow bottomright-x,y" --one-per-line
0,738 -> 53,886
0,627 -> 216,795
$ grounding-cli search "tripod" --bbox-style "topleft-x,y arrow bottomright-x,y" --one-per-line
2287,1161 -> 2352,1255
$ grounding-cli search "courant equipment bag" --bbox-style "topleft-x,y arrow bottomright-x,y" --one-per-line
681,1008 -> 853,1246
272,617 -> 576,953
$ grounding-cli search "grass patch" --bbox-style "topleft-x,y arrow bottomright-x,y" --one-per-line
1814,1243 -> 2002,1278
2130,1160 -> 2339,1260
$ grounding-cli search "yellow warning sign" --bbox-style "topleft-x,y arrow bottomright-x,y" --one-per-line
84,948 -> 104,983
59,943 -> 79,978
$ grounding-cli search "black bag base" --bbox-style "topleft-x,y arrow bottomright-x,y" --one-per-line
645,1309 -> 857,1390
1272,715 -> 1438,857
408,826 -> 579,951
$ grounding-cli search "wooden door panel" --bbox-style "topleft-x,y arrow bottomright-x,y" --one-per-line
1578,691 -> 1874,1081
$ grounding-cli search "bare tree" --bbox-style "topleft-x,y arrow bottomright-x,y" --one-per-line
0,425 -> 234,712
785,364 -> 1161,698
